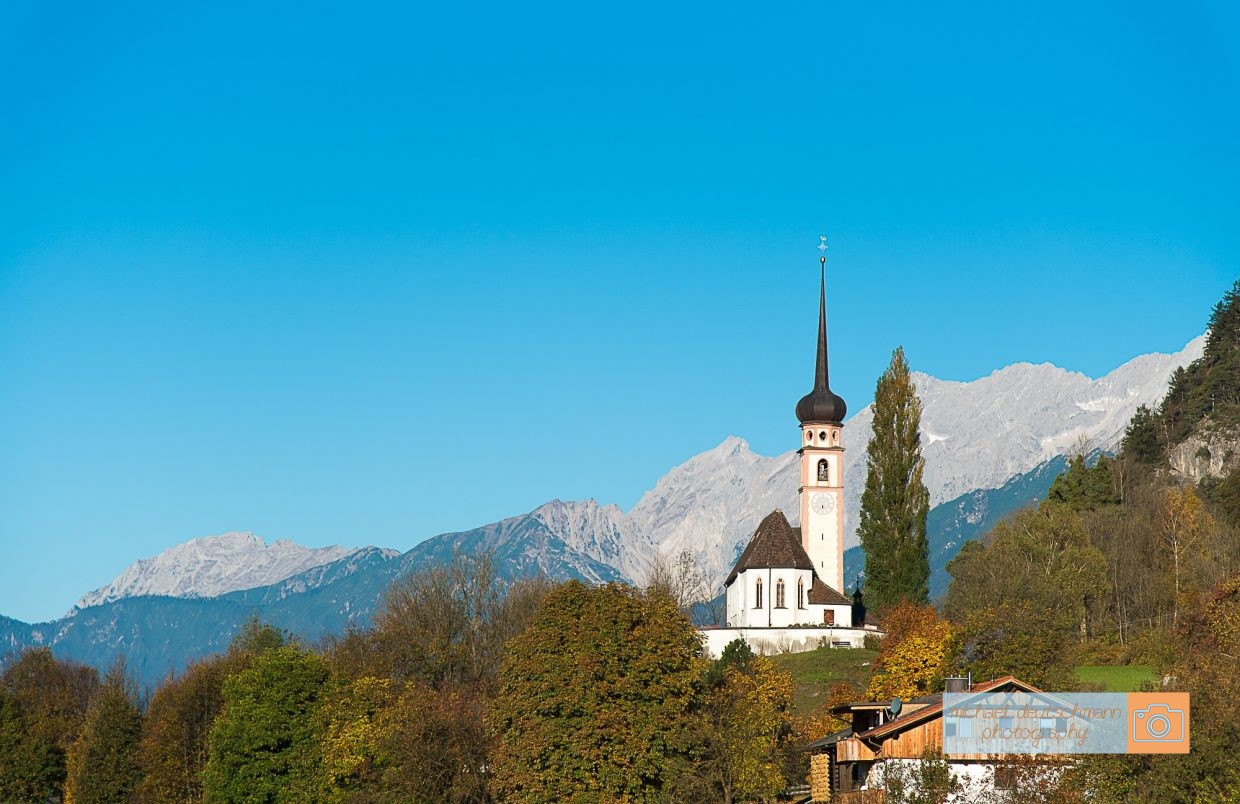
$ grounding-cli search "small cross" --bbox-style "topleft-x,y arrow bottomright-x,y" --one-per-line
819,235 -> 828,263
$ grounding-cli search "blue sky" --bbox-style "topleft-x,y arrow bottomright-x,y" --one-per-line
2,1 -> 1237,622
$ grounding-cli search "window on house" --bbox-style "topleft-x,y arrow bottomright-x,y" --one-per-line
995,766 -> 1018,791
755,578 -> 763,609
775,579 -> 785,608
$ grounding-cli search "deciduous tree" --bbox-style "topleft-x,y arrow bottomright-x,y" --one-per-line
368,551 -> 551,691
491,582 -> 706,802
201,645 -> 329,803
0,648 -> 98,802
859,346 -> 931,612
687,649 -> 796,804
866,603 -> 952,702
65,661 -> 142,804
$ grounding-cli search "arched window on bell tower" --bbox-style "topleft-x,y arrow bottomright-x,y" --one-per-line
818,459 -> 829,483
755,577 -> 763,609
797,578 -> 805,609
776,578 -> 786,608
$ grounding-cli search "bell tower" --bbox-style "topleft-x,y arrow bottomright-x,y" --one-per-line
795,237 -> 848,593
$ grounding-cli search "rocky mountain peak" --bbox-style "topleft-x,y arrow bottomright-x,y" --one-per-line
72,533 -> 359,613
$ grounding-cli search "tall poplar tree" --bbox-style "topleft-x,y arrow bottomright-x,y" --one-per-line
859,346 -> 930,612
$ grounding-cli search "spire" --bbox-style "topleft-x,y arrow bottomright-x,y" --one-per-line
795,236 -> 848,424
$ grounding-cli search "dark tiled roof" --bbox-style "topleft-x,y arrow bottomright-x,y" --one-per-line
724,510 -> 813,586
804,726 -> 853,751
807,576 -> 851,606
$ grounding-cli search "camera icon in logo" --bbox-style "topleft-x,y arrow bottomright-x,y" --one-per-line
1132,704 -> 1185,742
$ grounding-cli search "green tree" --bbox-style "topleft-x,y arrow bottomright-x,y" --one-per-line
859,346 -> 931,612
65,661 -> 142,804
1141,571 -> 1240,801
490,582 -> 706,802
1047,454 -> 1121,510
137,653 -> 248,803
948,601 -> 1079,691
1121,404 -> 1163,465
138,620 -> 285,804
945,503 -> 1108,640
0,688 -> 58,803
201,645 -> 330,803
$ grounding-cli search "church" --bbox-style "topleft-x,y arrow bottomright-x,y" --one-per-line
701,244 -> 873,656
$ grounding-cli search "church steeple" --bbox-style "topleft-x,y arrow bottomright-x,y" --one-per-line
795,238 -> 848,424
797,236 -> 847,594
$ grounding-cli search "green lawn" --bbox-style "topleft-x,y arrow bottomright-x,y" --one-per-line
769,647 -> 878,715
1074,664 -> 1157,692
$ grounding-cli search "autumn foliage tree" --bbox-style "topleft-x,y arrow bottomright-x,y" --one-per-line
1157,485 -> 1212,628
0,647 -> 98,802
686,642 -> 796,804
490,582 -> 707,802
866,602 -> 952,702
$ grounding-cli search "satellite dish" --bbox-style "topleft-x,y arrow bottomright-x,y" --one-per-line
890,697 -> 903,717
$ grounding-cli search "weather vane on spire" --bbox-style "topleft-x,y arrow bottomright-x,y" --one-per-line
819,235 -> 828,265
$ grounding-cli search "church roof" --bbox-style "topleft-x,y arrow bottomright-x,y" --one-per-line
795,258 -> 848,424
807,576 -> 851,606
724,510 -> 814,586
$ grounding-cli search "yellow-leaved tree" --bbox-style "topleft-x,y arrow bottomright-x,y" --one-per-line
866,602 -> 952,702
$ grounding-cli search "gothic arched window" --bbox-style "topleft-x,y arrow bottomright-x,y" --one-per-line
776,578 -> 786,609
797,578 -> 805,609
818,459 -> 829,482
755,577 -> 763,609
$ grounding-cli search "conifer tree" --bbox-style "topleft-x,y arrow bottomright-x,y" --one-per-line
858,346 -> 930,612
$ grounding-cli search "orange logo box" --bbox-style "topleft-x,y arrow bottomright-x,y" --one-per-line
1127,692 -> 1190,754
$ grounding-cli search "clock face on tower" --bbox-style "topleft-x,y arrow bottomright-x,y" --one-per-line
810,493 -> 835,515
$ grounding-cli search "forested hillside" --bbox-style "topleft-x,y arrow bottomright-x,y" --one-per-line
933,280 -> 1240,799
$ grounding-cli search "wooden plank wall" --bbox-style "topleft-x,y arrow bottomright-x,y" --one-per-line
879,719 -> 943,759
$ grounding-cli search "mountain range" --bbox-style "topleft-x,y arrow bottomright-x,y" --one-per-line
0,336 -> 1204,685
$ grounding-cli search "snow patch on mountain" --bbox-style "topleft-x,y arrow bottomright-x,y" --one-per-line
627,336 -> 1204,588
73,533 -> 361,612
836,335 -> 1204,548
66,337 -> 1205,612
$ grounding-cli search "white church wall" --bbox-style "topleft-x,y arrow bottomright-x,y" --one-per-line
698,626 -> 868,658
